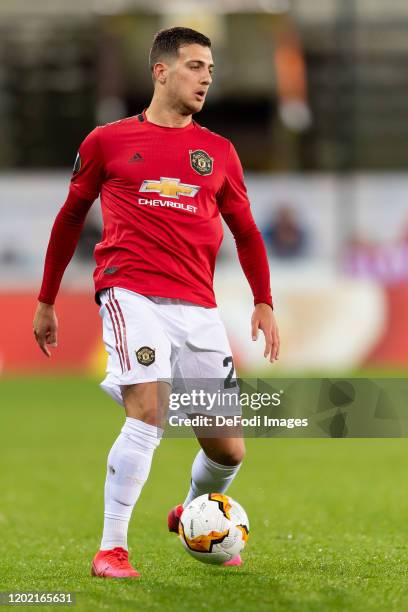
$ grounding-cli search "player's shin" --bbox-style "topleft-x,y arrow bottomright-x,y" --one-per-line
100,417 -> 163,550
183,449 -> 242,507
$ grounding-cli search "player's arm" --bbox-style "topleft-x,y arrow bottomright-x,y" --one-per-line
33,128 -> 105,357
218,143 -> 280,363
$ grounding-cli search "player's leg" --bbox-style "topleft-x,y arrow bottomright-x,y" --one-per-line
168,305 -> 244,537
167,426 -> 245,567
93,288 -> 171,577
182,425 -> 245,507
183,306 -> 244,504
167,422 -> 245,567
100,381 -> 170,551
93,381 -> 169,578
189,428 -> 245,568
168,433 -> 244,524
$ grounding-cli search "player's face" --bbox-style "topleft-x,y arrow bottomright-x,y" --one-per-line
165,44 -> 214,115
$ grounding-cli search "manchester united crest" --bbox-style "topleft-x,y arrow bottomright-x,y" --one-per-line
190,149 -> 213,176
136,346 -> 155,366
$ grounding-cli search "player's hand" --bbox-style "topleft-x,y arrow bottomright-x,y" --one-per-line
251,304 -> 280,363
33,302 -> 58,357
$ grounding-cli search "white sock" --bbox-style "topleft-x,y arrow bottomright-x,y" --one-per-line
100,417 -> 162,551
183,449 -> 242,507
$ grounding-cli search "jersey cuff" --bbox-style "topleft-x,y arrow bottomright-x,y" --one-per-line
254,299 -> 274,310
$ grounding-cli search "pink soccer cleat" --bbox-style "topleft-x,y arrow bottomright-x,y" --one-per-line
223,554 -> 243,566
91,547 -> 140,578
168,504 -> 184,533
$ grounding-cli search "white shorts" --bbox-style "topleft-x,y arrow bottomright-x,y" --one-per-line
99,287 -> 239,415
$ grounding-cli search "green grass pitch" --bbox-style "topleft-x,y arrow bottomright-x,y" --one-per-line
2,376 -> 408,611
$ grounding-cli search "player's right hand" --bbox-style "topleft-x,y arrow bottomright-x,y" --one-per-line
33,302 -> 58,357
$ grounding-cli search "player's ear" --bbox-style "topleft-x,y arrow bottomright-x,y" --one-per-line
153,62 -> 168,84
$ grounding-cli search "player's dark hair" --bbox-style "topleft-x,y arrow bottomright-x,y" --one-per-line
149,27 -> 211,74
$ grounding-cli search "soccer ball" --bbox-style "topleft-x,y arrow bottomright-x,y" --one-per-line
178,493 -> 249,564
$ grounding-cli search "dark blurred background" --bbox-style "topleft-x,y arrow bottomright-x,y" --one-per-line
1,0 -> 408,375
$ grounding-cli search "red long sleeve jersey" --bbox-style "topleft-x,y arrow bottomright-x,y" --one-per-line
39,111 -> 272,308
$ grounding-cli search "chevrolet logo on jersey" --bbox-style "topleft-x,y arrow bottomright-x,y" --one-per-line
140,177 -> 200,199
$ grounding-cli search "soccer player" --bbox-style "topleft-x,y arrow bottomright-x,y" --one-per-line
33,27 -> 280,578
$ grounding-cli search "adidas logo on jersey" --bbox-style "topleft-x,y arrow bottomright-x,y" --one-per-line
128,152 -> 144,163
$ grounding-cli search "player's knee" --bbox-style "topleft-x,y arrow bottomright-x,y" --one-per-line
121,381 -> 169,426
216,444 -> 245,466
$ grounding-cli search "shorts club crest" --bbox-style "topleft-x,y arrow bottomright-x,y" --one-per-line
136,346 -> 155,366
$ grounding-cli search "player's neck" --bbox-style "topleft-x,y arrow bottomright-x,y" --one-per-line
145,100 -> 192,129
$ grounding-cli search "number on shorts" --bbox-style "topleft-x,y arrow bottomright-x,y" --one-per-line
223,356 -> 237,389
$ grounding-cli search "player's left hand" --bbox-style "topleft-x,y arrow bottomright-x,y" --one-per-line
251,304 -> 280,363
33,302 -> 58,357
